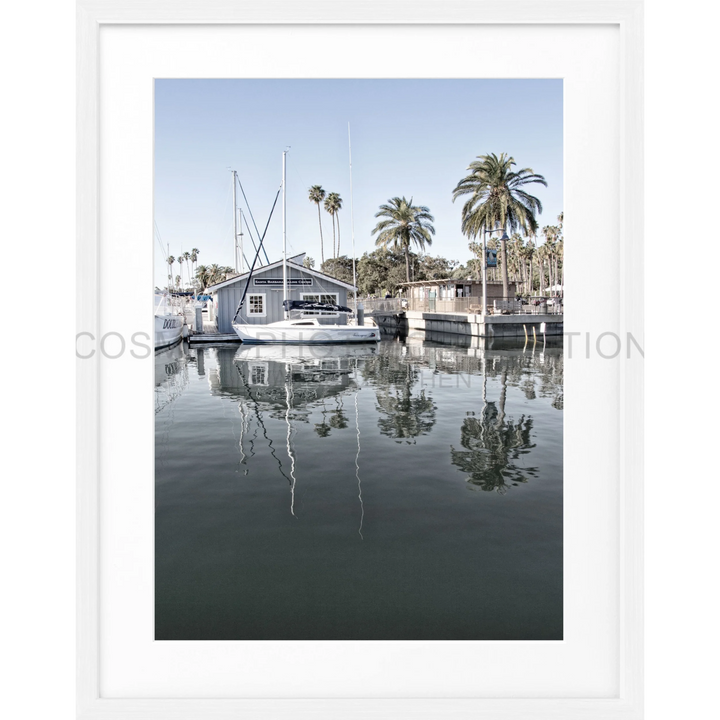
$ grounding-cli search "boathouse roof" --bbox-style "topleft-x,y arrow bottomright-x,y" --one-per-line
205,255 -> 358,293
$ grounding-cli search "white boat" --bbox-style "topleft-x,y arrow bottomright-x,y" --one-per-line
154,293 -> 185,350
232,146 -> 379,346
234,317 -> 379,344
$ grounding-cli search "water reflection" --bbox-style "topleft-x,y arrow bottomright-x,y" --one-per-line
360,348 -> 437,443
155,334 -> 564,640
451,371 -> 538,494
154,341 -> 190,414
365,335 -> 561,491
159,336 -> 562,504
228,345 -> 376,520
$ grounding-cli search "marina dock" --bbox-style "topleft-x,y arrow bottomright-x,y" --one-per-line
368,309 -> 563,339
189,333 -> 241,344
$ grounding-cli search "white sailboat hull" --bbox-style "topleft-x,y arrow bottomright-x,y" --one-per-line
155,313 -> 184,350
233,320 -> 380,344
235,343 -> 378,363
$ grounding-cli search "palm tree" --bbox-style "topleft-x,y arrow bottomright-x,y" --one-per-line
329,192 -> 343,257
371,197 -> 435,282
324,192 -> 341,259
452,152 -> 547,298
191,248 -> 200,287
206,264 -> 221,286
182,251 -> 191,287
308,186 -> 326,264
177,256 -> 185,289
195,265 -> 210,291
521,239 -> 536,295
167,255 -> 175,290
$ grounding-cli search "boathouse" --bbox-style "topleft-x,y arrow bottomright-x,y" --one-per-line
398,278 -> 518,302
207,254 -> 357,333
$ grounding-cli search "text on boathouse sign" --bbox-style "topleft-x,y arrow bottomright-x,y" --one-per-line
253,278 -> 313,286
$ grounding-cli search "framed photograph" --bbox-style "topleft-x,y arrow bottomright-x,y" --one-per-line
77,1 -> 643,718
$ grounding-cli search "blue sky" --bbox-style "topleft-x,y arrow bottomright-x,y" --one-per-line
154,79 -> 562,287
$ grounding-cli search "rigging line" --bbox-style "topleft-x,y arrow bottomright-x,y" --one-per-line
233,186 -> 282,323
237,400 -> 247,465
236,175 -> 271,265
285,369 -> 298,518
154,221 -> 171,264
231,176 -> 263,264
354,382 -> 364,540
235,364 -> 293,487
155,231 -> 169,262
237,205 -> 263,265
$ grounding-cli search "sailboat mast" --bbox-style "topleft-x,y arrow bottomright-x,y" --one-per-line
282,150 -> 288,317
232,169 -> 239,273
348,123 -> 357,314
239,209 -> 244,274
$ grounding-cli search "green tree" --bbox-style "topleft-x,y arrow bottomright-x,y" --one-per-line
321,255 -> 354,285
357,248 -> 411,296
452,152 -> 547,298
416,255 -> 459,281
308,186 -> 326,264
371,197 -> 435,282
303,256 -> 315,269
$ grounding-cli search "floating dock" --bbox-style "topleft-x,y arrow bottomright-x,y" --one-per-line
369,310 -> 563,338
188,332 -> 241,345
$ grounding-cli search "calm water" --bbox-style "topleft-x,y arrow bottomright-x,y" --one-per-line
155,333 -> 563,640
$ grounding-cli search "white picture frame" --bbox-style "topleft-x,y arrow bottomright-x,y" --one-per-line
77,1 -> 643,718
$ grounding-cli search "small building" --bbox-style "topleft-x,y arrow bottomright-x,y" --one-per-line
398,278 -> 517,301
207,253 -> 357,333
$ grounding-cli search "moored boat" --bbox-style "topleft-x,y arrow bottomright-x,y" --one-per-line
232,148 -> 378,346
155,294 -> 185,350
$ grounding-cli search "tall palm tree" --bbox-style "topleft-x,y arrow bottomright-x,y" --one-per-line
324,192 -> 341,259
167,255 -> 175,291
177,256 -> 185,289
452,152 -> 547,298
371,196 -> 435,282
308,186 -> 326,264
191,248 -> 200,284
542,228 -> 558,294
329,192 -> 343,257
182,251 -> 191,287
521,239 -> 536,295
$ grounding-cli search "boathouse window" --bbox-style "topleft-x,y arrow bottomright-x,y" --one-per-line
250,363 -> 268,385
301,293 -> 339,316
247,294 -> 266,317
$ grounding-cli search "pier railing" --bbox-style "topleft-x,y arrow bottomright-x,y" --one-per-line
362,295 -> 563,316
408,296 -> 479,314
408,295 -> 563,315
476,296 -> 563,315
361,297 -> 405,314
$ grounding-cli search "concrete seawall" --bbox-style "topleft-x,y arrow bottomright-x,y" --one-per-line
371,310 -> 563,338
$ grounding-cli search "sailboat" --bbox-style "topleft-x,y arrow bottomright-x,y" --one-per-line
154,293 -> 185,349
232,149 -> 380,345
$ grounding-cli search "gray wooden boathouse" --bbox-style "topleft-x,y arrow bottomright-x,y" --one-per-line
207,254 -> 357,333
